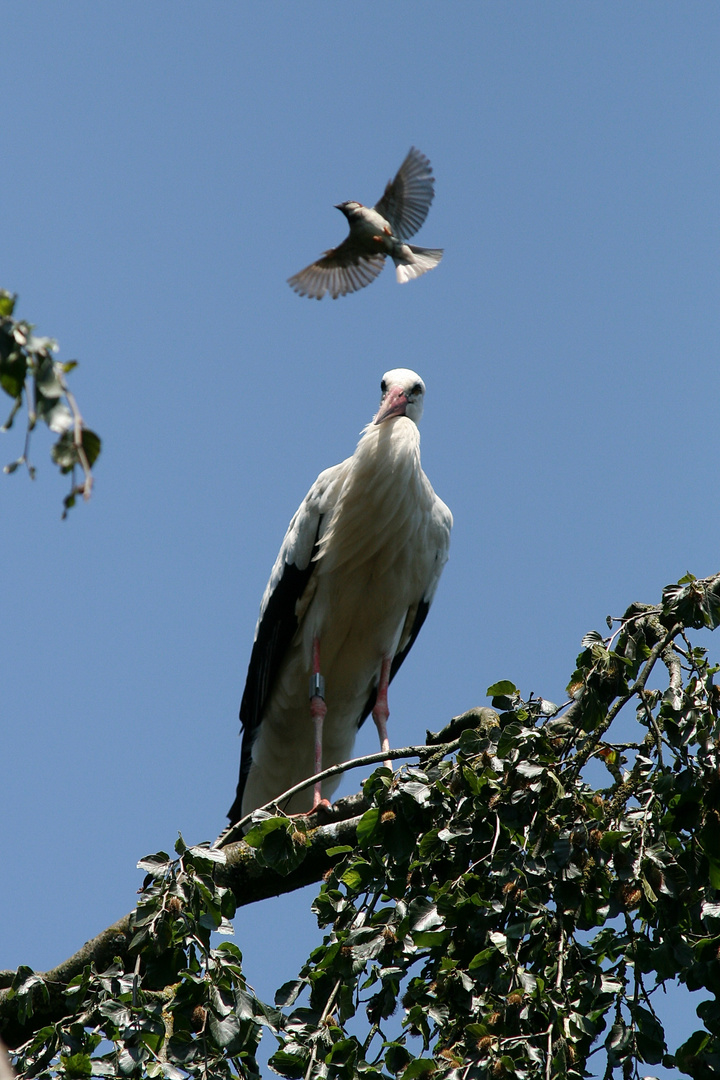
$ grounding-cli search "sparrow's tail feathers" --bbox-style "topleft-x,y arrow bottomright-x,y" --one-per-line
393,246 -> 443,283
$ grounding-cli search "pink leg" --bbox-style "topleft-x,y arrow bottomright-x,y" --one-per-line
309,637 -> 331,810
372,656 -> 392,768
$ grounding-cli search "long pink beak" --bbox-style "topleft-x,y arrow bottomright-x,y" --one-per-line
374,385 -> 408,425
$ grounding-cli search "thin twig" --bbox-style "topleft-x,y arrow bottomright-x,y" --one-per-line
56,371 -> 93,500
546,919 -> 565,1080
131,955 -> 141,1009
638,690 -> 666,765
562,624 -> 681,782
303,977 -> 342,1080
605,608 -> 660,651
451,813 -> 501,887
216,737 -> 462,847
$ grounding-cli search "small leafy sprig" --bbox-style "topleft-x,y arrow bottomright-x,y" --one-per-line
0,291 -> 101,517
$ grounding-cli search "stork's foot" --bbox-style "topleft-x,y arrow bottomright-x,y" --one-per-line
312,770 -> 332,812
283,801 -> 332,823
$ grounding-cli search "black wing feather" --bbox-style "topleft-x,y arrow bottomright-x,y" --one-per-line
356,599 -> 431,731
227,531 -> 320,824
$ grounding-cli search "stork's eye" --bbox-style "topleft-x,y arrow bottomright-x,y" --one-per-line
412,383 -> 422,396
380,380 -> 387,394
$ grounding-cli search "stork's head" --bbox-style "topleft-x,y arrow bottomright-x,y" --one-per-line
374,369 -> 425,426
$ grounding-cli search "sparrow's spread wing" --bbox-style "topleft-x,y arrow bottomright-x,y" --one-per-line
374,147 -> 436,241
288,240 -> 386,300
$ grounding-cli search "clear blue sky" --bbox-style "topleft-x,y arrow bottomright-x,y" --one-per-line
3,5 -> 719,1075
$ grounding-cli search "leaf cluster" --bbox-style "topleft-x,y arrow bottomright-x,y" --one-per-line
8,838 -> 279,1080
0,291 -> 100,516
4,572 -> 720,1079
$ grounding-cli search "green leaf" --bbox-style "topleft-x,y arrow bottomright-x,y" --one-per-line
215,940 -> 243,962
51,428 -> 102,473
599,830 -> 627,851
269,1046 -> 308,1078
275,978 -> 305,1007
91,1063 -> 119,1077
516,761 -> 544,779
341,860 -> 374,892
187,843 -> 226,864
581,631 -> 606,647
488,931 -> 508,955
675,1029 -> 712,1071
469,948 -> 495,969
401,1059 -> 436,1078
403,781 -> 432,804
384,1042 -> 411,1073
243,814 -> 293,845
245,818 -> 308,875
207,1008 -> 242,1048
326,1037 -> 358,1064
632,1004 -> 665,1064
486,680 -> 517,696
0,332 -> 27,399
407,897 -> 443,933
0,291 -> 16,317
137,852 -> 172,875
412,929 -> 450,947
34,356 -> 63,399
606,1019 -> 632,1059
497,721 -> 525,758
36,394 -> 71,433
641,873 -> 658,903
356,807 -> 381,846
60,1053 -> 93,1078
458,728 -> 484,755
82,428 -> 101,466
708,859 -> 720,890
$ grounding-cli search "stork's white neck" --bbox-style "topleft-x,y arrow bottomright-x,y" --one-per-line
315,417 -> 425,576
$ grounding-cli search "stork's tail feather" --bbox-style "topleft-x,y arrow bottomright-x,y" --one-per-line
393,246 -> 444,283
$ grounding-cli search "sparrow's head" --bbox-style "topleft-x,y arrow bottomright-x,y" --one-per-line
335,200 -> 364,221
374,369 -> 426,426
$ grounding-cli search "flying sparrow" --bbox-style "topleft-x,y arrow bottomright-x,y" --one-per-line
288,147 -> 443,300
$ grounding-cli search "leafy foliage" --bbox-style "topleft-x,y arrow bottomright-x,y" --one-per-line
7,839 -> 278,1080
0,291 -> 100,516
3,572 -> 720,1079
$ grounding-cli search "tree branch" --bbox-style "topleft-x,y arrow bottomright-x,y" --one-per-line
217,735 -> 465,846
561,618 -> 682,781
0,721 -> 473,1050
0,800 -> 366,1049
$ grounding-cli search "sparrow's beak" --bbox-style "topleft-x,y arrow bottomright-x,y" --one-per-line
374,385 -> 408,425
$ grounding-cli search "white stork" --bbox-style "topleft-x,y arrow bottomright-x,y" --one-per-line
227,369 -> 452,823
